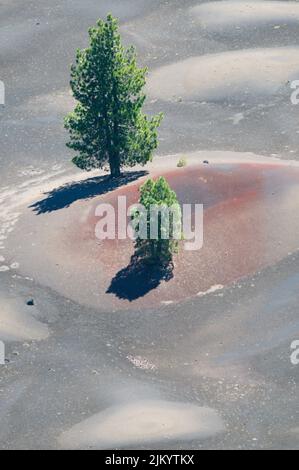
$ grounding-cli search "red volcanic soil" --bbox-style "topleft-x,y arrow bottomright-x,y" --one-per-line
8,161 -> 299,310
64,162 -> 299,309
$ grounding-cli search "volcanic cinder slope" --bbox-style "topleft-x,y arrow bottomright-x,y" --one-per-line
147,47 -> 299,103
191,1 -> 299,31
1,0 -> 299,451
6,153 -> 299,311
60,400 -> 225,449
0,297 -> 49,342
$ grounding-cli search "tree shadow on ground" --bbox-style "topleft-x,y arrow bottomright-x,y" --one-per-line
106,255 -> 174,301
30,170 -> 148,214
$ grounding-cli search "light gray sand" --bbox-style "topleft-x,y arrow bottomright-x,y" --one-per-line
0,297 -> 49,342
60,400 -> 225,449
147,47 -> 299,102
191,2 -> 299,31
1,0 -> 299,450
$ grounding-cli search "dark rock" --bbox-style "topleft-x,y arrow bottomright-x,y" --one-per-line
26,299 -> 35,306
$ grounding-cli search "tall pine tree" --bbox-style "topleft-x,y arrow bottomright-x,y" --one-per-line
65,14 -> 163,178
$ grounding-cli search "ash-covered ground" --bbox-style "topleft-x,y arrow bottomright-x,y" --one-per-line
0,0 -> 299,450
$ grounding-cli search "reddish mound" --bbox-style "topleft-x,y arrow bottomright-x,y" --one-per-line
8,162 -> 299,310
68,162 -> 299,308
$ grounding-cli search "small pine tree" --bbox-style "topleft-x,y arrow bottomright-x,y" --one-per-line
132,177 -> 182,265
65,14 -> 163,178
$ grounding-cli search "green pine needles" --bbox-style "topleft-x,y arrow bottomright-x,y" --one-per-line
65,14 -> 163,178
132,177 -> 182,265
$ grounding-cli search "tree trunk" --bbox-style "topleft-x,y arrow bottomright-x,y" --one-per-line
109,152 -> 121,178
